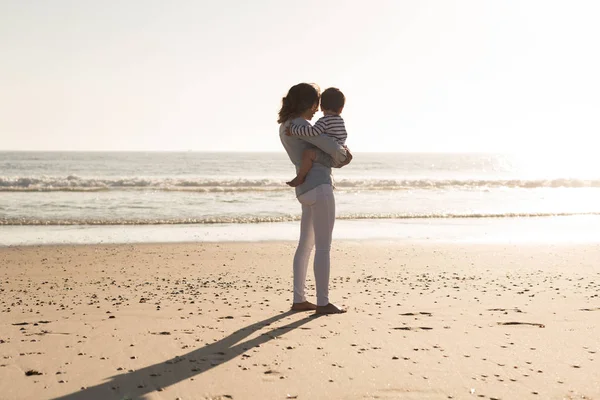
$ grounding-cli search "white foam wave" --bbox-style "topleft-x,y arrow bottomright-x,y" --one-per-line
2,212 -> 599,226
2,176 -> 600,192
0,176 -> 285,192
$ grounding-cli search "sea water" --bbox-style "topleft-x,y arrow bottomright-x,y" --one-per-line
1,151 -> 599,245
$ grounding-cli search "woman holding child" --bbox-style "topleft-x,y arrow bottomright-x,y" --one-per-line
278,83 -> 351,315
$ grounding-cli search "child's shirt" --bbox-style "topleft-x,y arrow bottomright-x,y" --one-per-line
289,115 -> 347,145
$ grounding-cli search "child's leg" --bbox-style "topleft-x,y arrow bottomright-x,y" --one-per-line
297,149 -> 317,180
286,149 -> 317,187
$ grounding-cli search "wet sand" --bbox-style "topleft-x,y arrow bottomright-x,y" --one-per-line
1,241 -> 599,400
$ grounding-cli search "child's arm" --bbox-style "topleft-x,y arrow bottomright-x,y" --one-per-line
288,117 -> 327,137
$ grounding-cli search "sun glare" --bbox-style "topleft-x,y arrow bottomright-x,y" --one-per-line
510,149 -> 600,180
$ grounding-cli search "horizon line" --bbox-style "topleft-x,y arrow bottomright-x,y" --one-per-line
0,149 -> 517,154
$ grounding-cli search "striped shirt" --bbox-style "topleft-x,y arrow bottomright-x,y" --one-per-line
289,114 -> 347,145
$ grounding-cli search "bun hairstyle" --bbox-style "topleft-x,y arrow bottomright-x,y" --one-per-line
277,83 -> 320,124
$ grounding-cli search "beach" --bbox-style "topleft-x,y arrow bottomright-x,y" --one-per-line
4,0 -> 600,398
2,152 -> 600,399
1,240 -> 599,400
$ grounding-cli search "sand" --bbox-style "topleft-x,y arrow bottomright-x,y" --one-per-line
0,241 -> 599,400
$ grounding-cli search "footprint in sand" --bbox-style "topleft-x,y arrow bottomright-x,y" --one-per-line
392,327 -> 433,331
497,322 -> 545,328
399,312 -> 433,316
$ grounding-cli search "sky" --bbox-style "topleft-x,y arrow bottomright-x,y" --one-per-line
1,0 -> 599,153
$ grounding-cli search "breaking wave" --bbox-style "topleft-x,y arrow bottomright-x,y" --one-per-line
2,212 -> 599,226
2,176 -> 600,192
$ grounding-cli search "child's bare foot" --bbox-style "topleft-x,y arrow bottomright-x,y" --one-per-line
291,301 -> 317,311
316,303 -> 346,314
286,176 -> 305,187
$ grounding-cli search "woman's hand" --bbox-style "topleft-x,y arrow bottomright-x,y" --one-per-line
339,146 -> 353,167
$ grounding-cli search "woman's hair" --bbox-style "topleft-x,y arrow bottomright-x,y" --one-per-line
277,83 -> 320,124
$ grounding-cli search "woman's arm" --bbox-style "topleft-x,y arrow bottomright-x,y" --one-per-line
335,146 -> 353,168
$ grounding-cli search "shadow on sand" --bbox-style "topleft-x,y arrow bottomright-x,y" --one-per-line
52,310 -> 321,400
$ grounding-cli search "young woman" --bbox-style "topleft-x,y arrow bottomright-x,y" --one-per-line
278,83 -> 352,314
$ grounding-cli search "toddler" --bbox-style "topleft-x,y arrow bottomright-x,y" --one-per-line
286,87 -> 348,187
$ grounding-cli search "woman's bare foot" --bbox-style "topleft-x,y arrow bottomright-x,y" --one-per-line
291,301 -> 317,311
286,176 -> 305,187
316,303 -> 346,314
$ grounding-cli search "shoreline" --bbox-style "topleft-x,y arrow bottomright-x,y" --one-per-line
2,215 -> 600,247
3,238 -> 600,251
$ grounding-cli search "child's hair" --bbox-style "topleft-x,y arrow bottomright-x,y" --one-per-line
320,87 -> 345,112
277,83 -> 321,124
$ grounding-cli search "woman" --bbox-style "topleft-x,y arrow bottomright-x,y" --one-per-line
278,83 -> 352,314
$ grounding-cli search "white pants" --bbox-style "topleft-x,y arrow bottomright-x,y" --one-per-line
293,184 -> 335,306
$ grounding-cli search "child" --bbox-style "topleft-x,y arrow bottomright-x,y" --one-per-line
285,87 -> 348,187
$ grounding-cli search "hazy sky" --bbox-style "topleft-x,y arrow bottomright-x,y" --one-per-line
1,1 -> 598,152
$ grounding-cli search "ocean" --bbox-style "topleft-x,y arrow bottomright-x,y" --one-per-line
1,151 -> 600,245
